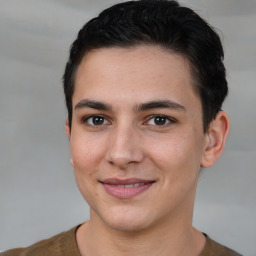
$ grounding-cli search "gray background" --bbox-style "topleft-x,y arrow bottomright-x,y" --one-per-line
0,0 -> 255,255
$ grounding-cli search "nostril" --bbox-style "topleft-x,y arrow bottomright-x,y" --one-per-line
108,160 -> 114,165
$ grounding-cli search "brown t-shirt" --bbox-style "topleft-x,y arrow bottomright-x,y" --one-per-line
1,226 -> 243,256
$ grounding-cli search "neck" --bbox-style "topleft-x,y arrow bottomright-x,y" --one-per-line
76,207 -> 205,256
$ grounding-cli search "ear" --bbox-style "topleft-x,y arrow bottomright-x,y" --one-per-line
65,118 -> 71,139
201,111 -> 230,168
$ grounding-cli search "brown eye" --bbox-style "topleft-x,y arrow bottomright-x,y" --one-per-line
154,116 -> 168,125
146,115 -> 175,127
92,116 -> 105,125
84,115 -> 110,126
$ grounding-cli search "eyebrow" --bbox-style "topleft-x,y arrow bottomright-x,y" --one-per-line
134,100 -> 186,112
74,99 -> 186,112
74,99 -> 112,111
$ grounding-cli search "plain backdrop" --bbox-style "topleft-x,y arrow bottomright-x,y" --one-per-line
0,1 -> 255,255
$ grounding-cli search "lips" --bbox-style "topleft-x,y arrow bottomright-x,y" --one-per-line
100,178 -> 155,199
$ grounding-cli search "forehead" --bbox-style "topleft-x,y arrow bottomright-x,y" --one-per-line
73,45 -> 200,108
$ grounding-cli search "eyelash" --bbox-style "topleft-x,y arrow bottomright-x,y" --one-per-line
81,115 -> 111,127
81,114 -> 176,128
145,115 -> 176,127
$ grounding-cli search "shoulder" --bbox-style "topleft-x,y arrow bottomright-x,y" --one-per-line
200,234 -> 243,256
0,226 -> 80,256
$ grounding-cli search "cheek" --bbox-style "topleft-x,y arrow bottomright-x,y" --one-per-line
69,134 -> 105,205
70,133 -> 106,175
148,131 -> 204,174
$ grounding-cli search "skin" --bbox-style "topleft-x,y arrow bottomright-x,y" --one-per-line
66,45 -> 229,256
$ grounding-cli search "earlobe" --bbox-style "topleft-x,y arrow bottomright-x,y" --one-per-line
65,119 -> 71,139
201,111 -> 230,168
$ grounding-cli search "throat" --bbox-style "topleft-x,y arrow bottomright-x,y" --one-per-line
76,221 -> 205,256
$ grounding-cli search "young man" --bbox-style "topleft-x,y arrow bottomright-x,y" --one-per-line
1,1 -> 243,255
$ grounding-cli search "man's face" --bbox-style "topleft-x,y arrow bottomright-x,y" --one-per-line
67,45 -> 208,232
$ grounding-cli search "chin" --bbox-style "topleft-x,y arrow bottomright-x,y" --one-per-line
105,219 -> 149,233
96,206 -> 155,233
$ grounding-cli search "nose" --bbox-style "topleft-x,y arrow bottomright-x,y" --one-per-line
105,123 -> 145,168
